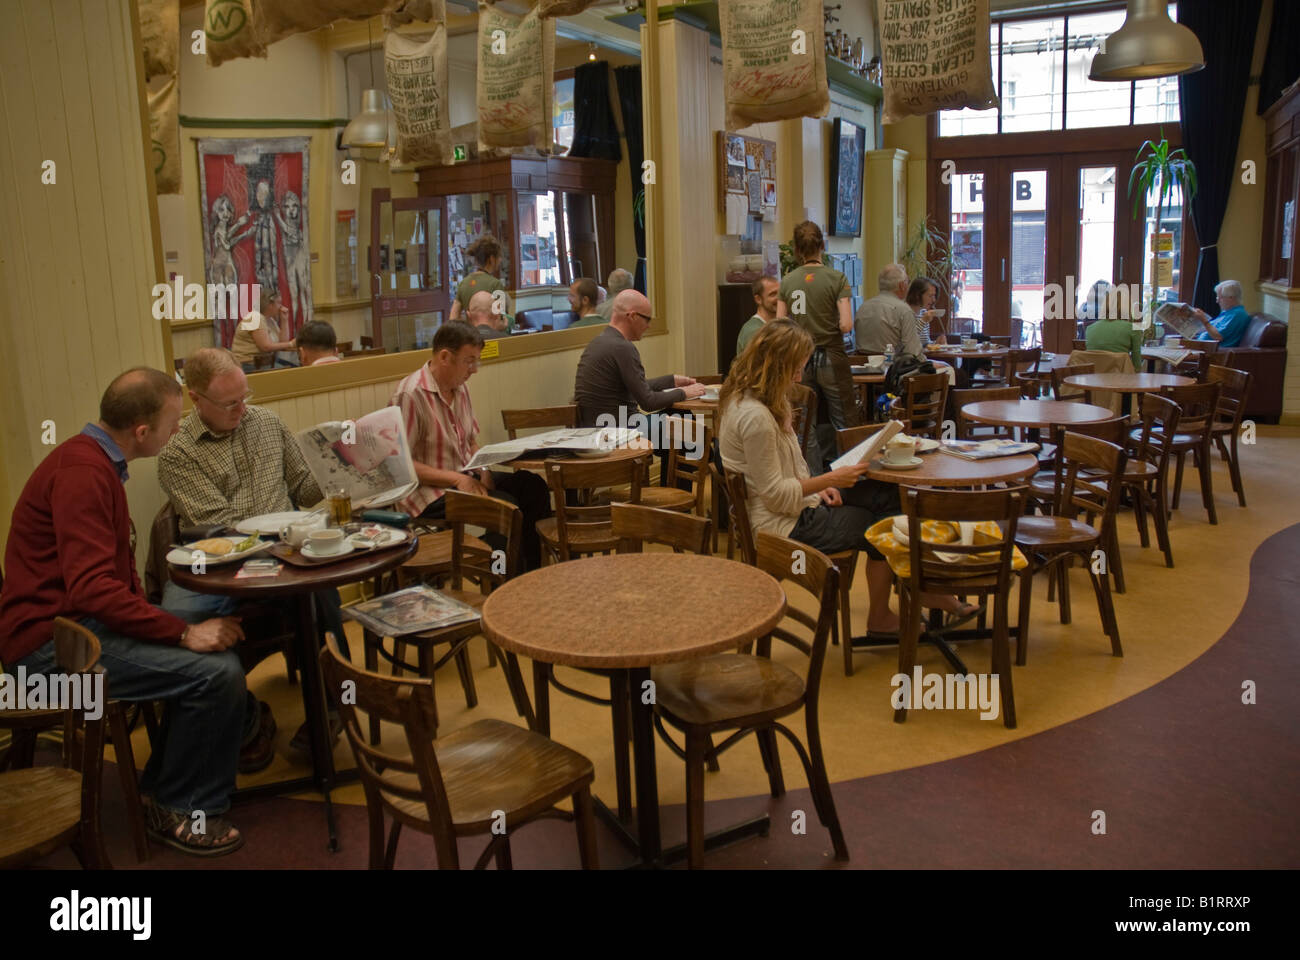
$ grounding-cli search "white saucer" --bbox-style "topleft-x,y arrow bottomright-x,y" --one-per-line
301,540 -> 356,561
880,457 -> 924,470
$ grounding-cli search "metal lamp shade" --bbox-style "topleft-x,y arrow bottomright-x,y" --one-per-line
341,89 -> 390,148
1088,0 -> 1204,81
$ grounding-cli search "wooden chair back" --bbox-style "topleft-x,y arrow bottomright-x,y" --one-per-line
949,317 -> 978,336
1131,393 -> 1181,467
1009,318 -> 1024,348
789,383 -> 817,455
1009,370 -> 1044,399
544,456 -> 643,562
1174,349 -> 1213,382
985,335 -> 1012,347
897,372 -> 949,439
1205,365 -> 1250,430
1051,362 -> 1096,402
611,502 -> 711,555
144,502 -> 181,606
1072,339 -> 1088,351
1161,381 -> 1220,439
51,617 -> 109,866
952,387 -> 1019,439
1056,433 -> 1128,535
901,488 -> 1024,594
721,467 -> 758,566
443,490 -> 522,592
662,416 -> 711,514
835,422 -> 891,454
753,532 -> 838,714
501,405 -> 578,440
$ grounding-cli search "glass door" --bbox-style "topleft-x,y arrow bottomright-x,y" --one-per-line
370,192 -> 448,353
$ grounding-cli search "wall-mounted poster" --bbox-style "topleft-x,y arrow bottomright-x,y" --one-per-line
952,224 -> 982,269
828,119 -> 865,237
198,137 -> 313,349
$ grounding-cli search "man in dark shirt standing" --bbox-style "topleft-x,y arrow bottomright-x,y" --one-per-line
573,289 -> 705,427
0,368 -> 249,857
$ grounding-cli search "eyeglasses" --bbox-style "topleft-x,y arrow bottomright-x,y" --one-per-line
197,390 -> 254,413
631,312 -> 655,325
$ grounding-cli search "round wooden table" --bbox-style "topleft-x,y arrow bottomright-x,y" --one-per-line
863,451 -> 1040,487
481,552 -> 786,866
926,345 -> 1010,359
503,437 -> 653,472
962,399 -> 1116,430
1064,372 -> 1192,393
170,536 -> 417,851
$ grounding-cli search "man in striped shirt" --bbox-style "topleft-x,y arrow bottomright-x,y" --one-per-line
391,322 -> 551,570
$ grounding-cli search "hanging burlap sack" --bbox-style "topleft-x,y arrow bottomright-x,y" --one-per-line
139,0 -> 179,81
476,1 -> 554,152
148,75 -> 181,194
719,0 -> 828,129
385,13 -> 452,166
204,0 -> 265,65
385,0 -> 437,27
877,0 -> 999,124
537,0 -> 601,16
255,0 -> 392,46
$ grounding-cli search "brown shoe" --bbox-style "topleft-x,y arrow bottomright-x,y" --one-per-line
238,701 -> 276,774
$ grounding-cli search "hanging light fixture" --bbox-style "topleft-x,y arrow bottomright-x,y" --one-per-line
341,20 -> 389,148
1088,0 -> 1204,82
588,42 -> 597,62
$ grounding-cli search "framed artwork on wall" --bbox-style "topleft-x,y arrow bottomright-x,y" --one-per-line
828,118 -> 865,237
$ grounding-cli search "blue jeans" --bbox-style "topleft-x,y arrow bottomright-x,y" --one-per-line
16,617 -> 245,818
162,581 -> 350,660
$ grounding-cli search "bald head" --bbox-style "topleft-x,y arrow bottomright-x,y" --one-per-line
610,289 -> 653,341
467,290 -> 501,329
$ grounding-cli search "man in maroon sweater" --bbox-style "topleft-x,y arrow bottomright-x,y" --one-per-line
0,368 -> 248,857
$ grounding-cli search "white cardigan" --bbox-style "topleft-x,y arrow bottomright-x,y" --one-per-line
718,392 -> 819,538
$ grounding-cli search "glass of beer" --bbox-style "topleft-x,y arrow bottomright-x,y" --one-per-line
325,485 -> 352,526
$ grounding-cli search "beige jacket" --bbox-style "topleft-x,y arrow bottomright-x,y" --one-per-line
1067,349 -> 1134,415
718,392 -> 818,538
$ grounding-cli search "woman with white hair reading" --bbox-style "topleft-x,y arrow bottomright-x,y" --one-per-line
1191,279 -> 1250,348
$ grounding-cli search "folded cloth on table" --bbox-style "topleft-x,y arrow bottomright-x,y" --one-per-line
866,516 -> 1027,579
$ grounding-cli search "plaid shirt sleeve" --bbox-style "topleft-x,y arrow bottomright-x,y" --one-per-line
281,418 -> 322,508
158,440 -> 238,527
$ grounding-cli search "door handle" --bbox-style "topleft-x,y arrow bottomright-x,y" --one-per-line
1001,258 -> 1006,283
1119,256 -> 1124,277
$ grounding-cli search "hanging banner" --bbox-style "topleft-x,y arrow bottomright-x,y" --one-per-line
148,75 -> 181,195
139,0 -> 179,81
204,0 -> 266,66
877,0 -> 999,124
384,3 -> 452,166
719,0 -> 828,130
476,2 -> 555,152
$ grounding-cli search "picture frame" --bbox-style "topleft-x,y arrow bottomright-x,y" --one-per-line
718,131 -> 777,214
828,119 -> 865,237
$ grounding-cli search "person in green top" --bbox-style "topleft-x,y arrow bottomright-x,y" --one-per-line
567,277 -> 605,327
450,234 -> 508,323
736,275 -> 779,358
776,220 -> 860,470
1083,289 -> 1144,371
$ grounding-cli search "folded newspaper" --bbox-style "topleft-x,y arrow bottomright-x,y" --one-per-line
294,406 -> 418,509
1143,345 -> 1192,367
462,426 -> 644,471
940,439 -> 1039,461
1153,302 -> 1208,341
344,584 -> 480,636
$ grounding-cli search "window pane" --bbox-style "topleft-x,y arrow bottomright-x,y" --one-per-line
1001,18 -> 1065,132
516,192 -> 560,287
1065,10 -> 1131,129
938,24 -> 1000,137
1010,169 -> 1047,345
1133,73 -> 1180,125
554,77 -> 575,154
950,173 -> 986,330
1077,167 -> 1117,320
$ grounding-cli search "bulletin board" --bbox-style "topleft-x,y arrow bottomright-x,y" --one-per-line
717,132 -> 777,215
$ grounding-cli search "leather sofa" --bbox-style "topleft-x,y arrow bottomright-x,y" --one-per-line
1215,313 -> 1288,423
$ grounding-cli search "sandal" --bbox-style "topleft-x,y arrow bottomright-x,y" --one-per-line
147,804 -> 245,858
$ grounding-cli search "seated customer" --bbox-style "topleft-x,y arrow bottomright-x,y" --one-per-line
855,264 -> 923,357
449,234 -> 508,323
595,268 -> 634,322
717,320 -> 977,635
568,278 -> 604,327
1191,279 -> 1250,348
296,320 -> 341,365
905,277 -> 946,347
736,275 -> 778,357
0,368 -> 248,856
231,289 -> 297,372
391,322 -> 551,570
1083,290 -> 1143,371
467,289 -> 509,340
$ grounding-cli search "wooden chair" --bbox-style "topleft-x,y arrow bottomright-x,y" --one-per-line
1126,394 -> 1180,568
601,416 -> 706,516
320,636 -> 597,869
650,532 -> 848,867
952,387 -> 1020,440
1205,365 -> 1251,508
890,488 -> 1024,727
1051,362 -> 1096,402
893,371 -> 948,440
1015,434 -> 1127,666
536,457 -> 644,563
360,335 -> 375,349
359,492 -> 532,736
501,405 -> 578,439
0,618 -> 111,868
1159,381 -> 1221,525
336,341 -> 354,353
1072,339 -> 1088,352
789,382 -> 818,457
612,501 -> 712,556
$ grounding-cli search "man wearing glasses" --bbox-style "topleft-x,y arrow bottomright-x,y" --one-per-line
158,347 -> 344,756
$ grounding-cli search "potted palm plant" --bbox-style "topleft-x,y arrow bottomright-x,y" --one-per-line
1128,133 -> 1198,337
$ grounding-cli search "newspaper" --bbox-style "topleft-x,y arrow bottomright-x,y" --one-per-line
462,426 -> 644,470
1153,302 -> 1207,340
294,406 -> 418,509
344,584 -> 480,637
940,439 -> 1039,461
1143,345 -> 1192,367
829,421 -> 902,471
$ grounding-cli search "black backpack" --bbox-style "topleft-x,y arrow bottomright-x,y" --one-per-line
884,354 -> 937,395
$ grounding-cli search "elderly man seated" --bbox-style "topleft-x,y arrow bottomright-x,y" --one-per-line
296,320 -> 341,365
1191,279 -> 1250,349
595,268 -> 633,322
467,289 -> 509,340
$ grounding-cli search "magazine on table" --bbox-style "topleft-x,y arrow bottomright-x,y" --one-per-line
344,584 -> 480,636
1153,301 -> 1207,341
294,405 -> 417,509
461,426 -> 644,470
940,439 -> 1039,461
829,421 -> 903,471
1143,345 -> 1192,367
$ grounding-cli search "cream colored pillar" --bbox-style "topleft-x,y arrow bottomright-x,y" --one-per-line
0,0 -> 171,562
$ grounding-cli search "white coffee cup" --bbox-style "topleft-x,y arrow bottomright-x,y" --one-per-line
961,338 -> 977,349
280,515 -> 325,548
884,436 -> 917,464
868,355 -> 886,367
307,528 -> 346,556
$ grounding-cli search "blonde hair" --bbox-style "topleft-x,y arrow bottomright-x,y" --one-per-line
719,320 -> 813,431
184,347 -> 241,392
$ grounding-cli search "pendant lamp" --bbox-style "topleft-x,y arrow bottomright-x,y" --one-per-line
1088,0 -> 1204,82
342,21 -> 389,148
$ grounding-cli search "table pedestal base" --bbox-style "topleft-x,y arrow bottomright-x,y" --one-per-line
593,795 -> 770,869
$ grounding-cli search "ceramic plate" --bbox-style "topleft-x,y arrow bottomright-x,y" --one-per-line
300,540 -> 356,561
235,511 -> 315,536
880,457 -> 924,470
166,536 -> 274,567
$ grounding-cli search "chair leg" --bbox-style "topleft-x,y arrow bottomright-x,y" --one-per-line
1198,437 -> 1217,525
801,716 -> 848,861
384,820 -> 403,869
485,638 -> 500,668
756,727 -> 785,797
391,638 -> 408,679
1015,566 -> 1033,667
494,837 -> 513,870
107,702 -> 150,863
1227,431 -> 1246,507
609,675 -> 633,822
1057,558 -> 1073,624
1089,567 -> 1123,656
454,644 -> 478,710
991,599 -> 1016,729
1150,483 -> 1174,567
368,805 -> 387,869
684,730 -> 708,869
1171,451 -> 1186,509
894,587 -> 921,723
1131,481 -> 1150,548
839,561 -> 854,677
1107,525 -> 1125,595
573,786 -> 599,869
363,631 -> 382,745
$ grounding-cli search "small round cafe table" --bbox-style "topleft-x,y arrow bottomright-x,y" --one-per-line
962,399 -> 1115,444
481,552 -> 786,868
862,450 -> 1040,488
1064,372 -> 1193,394
925,345 -> 1010,360
169,537 -> 417,851
503,437 -> 653,473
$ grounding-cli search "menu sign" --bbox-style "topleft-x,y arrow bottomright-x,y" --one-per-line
719,0 -> 829,130
877,0 -> 999,124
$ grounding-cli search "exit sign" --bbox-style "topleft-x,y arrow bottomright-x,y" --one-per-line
453,143 -> 467,162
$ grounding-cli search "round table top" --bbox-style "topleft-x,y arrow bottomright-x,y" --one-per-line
863,452 -> 1040,487
480,553 -> 787,669
926,345 -> 1010,358
1064,372 -> 1193,392
962,399 -> 1115,429
168,537 -> 417,598
505,437 -> 653,472
671,397 -> 720,415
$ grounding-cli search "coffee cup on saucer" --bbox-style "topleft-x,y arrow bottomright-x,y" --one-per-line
884,436 -> 917,464
961,338 -> 977,350
306,529 -> 347,556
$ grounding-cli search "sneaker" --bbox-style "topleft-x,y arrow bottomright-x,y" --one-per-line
289,713 -> 343,755
237,701 -> 276,775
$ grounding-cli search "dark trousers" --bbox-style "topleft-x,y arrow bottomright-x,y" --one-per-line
805,346 -> 861,472
421,470 -> 552,571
